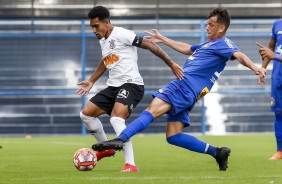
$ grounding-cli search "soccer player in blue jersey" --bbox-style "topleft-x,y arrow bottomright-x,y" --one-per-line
92,8 -> 266,171
257,19 -> 282,160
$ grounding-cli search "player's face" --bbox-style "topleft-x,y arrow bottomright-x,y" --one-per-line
90,18 -> 110,39
206,16 -> 225,40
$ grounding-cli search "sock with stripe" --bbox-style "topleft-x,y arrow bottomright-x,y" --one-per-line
166,133 -> 217,157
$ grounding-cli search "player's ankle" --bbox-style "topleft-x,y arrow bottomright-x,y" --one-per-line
114,137 -> 126,143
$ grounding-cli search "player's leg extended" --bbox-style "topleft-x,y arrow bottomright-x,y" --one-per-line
110,102 -> 138,172
92,97 -> 171,151
270,112 -> 282,160
118,97 -> 172,141
166,121 -> 230,171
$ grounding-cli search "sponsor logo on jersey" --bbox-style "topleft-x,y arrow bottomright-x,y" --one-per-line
103,53 -> 120,66
201,43 -> 211,49
210,71 -> 221,83
109,39 -> 116,49
278,31 -> 282,34
210,76 -> 216,84
117,89 -> 129,98
198,87 -> 209,100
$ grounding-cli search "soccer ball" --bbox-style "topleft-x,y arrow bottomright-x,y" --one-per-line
73,148 -> 97,171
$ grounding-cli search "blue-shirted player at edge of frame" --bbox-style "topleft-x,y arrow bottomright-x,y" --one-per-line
256,18 -> 282,160
92,8 -> 267,171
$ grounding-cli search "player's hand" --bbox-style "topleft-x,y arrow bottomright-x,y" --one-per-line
254,67 -> 266,76
144,29 -> 164,43
258,73 -> 265,86
256,42 -> 275,60
170,62 -> 184,80
76,80 -> 94,96
255,67 -> 266,86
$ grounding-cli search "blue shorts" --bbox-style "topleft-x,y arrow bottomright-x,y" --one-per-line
153,79 -> 196,126
271,78 -> 282,113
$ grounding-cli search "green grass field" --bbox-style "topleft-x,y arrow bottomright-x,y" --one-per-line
1,134 -> 282,184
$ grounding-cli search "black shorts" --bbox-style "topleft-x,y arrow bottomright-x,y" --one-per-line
90,83 -> 144,117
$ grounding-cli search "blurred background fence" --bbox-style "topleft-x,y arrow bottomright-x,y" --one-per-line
0,18 -> 275,135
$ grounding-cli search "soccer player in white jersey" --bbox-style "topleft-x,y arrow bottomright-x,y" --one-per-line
76,6 -> 183,172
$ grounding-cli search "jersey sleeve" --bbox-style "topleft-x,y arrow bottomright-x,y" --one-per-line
116,27 -> 136,46
216,38 -> 240,60
191,44 -> 201,52
271,20 -> 278,40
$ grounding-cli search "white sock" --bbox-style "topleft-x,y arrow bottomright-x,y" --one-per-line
110,117 -> 135,166
80,111 -> 107,143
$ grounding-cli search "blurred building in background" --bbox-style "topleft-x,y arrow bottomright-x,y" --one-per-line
0,0 -> 280,135
0,0 -> 282,19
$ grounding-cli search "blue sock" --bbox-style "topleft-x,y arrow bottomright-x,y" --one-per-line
275,112 -> 282,151
118,111 -> 154,142
166,133 -> 217,157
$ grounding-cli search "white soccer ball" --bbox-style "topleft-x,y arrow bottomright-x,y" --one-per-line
73,148 -> 97,171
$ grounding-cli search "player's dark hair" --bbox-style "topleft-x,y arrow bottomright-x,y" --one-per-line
208,8 -> 230,30
88,6 -> 110,20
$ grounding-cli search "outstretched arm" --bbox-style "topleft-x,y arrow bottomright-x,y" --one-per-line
76,59 -> 106,96
232,51 -> 266,86
139,36 -> 184,80
144,29 -> 193,55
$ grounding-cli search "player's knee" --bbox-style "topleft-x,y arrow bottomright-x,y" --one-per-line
166,134 -> 178,146
110,117 -> 126,136
80,111 -> 85,120
110,117 -> 126,131
80,111 -> 91,122
111,111 -> 129,119
111,104 -> 129,119
110,117 -> 125,126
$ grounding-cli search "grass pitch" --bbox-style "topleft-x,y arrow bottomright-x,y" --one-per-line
0,134 -> 282,184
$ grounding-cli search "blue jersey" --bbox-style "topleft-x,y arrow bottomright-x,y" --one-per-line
153,37 -> 240,125
271,19 -> 282,78
270,19 -> 282,112
183,37 -> 239,100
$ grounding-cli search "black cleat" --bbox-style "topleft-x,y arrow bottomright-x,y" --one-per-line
215,147 -> 231,171
92,138 -> 124,152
